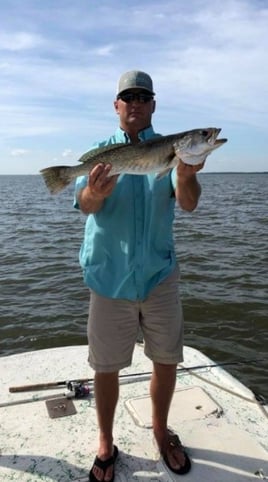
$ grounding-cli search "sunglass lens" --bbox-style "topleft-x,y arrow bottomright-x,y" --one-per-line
119,93 -> 152,103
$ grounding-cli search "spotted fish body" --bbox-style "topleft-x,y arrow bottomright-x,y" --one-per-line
40,128 -> 227,194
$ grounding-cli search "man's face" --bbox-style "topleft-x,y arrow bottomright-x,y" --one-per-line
114,89 -> 155,132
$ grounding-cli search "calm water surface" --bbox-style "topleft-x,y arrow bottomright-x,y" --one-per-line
0,173 -> 267,399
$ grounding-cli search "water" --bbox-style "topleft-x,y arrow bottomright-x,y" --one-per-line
0,173 -> 267,400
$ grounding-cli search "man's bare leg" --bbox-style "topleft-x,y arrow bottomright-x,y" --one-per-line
150,362 -> 186,470
91,371 -> 119,481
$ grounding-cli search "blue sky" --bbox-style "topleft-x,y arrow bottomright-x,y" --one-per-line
1,0 -> 267,174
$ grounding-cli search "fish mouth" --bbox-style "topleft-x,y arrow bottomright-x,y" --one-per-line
206,128 -> 227,146
215,138 -> 228,145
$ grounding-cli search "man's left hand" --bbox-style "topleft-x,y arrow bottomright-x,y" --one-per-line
176,159 -> 205,179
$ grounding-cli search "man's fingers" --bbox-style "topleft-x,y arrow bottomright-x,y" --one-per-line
87,163 -> 118,199
89,163 -> 111,187
89,163 -> 105,183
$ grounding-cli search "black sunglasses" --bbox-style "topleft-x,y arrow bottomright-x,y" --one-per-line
117,92 -> 153,104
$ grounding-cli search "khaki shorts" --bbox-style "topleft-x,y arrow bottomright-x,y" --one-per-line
87,267 -> 184,372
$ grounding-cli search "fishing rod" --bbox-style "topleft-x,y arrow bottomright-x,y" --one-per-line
0,382 -> 91,409
8,357 -> 267,393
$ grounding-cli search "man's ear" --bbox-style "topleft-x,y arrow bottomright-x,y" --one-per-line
152,100 -> 156,114
114,100 -> 119,114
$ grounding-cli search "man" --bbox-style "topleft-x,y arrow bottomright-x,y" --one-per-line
74,70 -> 204,482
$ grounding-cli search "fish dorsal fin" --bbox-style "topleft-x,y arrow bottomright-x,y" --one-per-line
78,143 -> 128,163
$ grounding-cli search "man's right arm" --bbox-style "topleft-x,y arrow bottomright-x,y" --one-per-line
77,163 -> 118,215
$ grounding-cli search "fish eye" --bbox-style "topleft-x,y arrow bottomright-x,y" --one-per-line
201,130 -> 209,137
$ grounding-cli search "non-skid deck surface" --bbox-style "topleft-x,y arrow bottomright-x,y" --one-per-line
0,344 -> 267,481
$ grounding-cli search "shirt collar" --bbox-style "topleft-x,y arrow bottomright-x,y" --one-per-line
115,125 -> 156,143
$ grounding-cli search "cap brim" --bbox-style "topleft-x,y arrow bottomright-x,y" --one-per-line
117,87 -> 155,96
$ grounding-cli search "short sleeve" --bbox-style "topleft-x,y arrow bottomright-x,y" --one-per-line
73,175 -> 88,209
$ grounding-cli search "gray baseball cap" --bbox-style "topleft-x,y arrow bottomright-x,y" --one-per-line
117,70 -> 155,95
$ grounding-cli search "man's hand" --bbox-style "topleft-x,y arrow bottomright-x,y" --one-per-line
176,159 -> 205,179
78,163 -> 118,214
88,163 -> 118,200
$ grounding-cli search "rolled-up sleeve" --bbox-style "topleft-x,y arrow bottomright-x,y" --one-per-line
73,175 -> 88,209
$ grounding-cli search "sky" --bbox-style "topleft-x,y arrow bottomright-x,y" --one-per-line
0,0 -> 267,174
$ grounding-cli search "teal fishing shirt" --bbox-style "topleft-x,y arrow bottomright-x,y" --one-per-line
74,126 -> 178,301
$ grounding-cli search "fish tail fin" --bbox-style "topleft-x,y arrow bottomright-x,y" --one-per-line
40,166 -> 72,194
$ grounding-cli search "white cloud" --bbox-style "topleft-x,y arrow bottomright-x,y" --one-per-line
62,149 -> 73,158
0,0 -> 267,173
93,44 -> 115,57
10,148 -> 29,157
0,31 -> 43,51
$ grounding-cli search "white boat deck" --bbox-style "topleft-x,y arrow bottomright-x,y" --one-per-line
0,344 -> 267,481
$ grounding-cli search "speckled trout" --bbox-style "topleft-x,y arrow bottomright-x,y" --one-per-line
40,127 -> 227,194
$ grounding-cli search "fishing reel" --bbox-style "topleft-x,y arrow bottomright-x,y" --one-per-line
66,381 -> 91,399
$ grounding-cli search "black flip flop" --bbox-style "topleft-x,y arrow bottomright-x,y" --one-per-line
162,431 -> 191,475
89,445 -> 119,482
